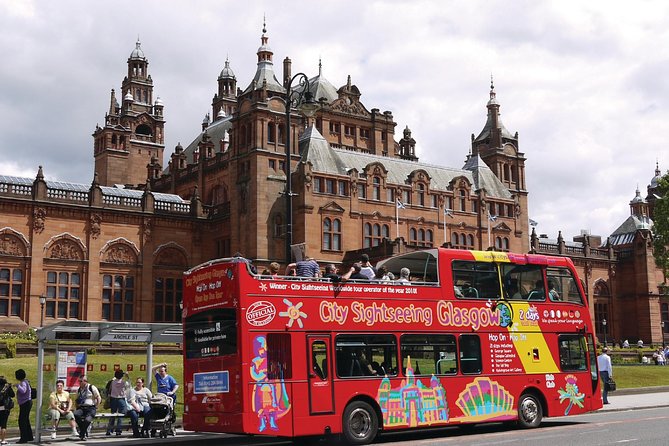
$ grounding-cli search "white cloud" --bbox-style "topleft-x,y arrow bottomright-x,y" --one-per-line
0,0 -> 666,245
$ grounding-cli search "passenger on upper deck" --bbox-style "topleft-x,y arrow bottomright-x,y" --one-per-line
374,266 -> 391,282
359,254 -> 376,280
348,263 -> 369,280
286,257 -> 321,278
397,268 -> 411,284
323,264 -> 354,283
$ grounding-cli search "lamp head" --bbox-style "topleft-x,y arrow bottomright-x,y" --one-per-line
298,91 -> 319,117
39,295 -> 46,305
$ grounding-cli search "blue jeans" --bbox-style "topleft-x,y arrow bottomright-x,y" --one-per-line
107,398 -> 127,433
128,405 -> 151,435
599,371 -> 610,403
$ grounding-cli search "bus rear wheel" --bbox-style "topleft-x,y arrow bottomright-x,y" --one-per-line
517,393 -> 542,428
342,401 -> 378,445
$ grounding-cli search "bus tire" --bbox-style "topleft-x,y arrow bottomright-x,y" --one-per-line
342,401 -> 378,445
517,392 -> 542,428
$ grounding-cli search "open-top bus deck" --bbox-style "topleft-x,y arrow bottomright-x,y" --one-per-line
183,248 -> 602,445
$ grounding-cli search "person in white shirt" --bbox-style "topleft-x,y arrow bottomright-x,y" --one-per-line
597,348 -> 613,404
359,254 -> 376,280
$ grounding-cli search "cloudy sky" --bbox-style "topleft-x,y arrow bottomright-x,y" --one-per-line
0,0 -> 666,243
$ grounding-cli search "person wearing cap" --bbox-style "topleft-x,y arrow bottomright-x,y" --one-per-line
597,347 -> 613,404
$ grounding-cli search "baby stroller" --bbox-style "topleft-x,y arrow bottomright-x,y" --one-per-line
148,393 -> 176,438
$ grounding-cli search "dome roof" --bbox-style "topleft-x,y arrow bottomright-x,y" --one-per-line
219,59 -> 235,80
130,39 -> 146,60
124,91 -> 134,101
217,108 -> 226,118
154,96 -> 163,106
631,187 -> 644,203
650,162 -> 662,188
304,61 -> 338,103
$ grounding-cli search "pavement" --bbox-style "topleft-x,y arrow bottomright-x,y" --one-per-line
4,387 -> 669,445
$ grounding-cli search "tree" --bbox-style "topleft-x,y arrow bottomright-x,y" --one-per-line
653,172 -> 669,284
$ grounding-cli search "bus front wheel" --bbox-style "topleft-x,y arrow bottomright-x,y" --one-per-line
342,401 -> 378,445
517,393 -> 542,428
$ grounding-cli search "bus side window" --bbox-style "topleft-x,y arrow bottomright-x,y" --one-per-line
311,341 -> 327,380
459,334 -> 482,374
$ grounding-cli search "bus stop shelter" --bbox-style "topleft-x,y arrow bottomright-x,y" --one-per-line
34,321 -> 182,442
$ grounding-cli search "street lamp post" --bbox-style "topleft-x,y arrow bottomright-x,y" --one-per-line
283,73 -> 318,265
602,318 -> 607,347
39,295 -> 46,327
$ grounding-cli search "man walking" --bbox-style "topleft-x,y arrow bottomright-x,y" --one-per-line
597,347 -> 613,404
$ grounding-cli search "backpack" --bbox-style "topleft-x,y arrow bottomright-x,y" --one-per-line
103,380 -> 113,409
0,386 -> 13,411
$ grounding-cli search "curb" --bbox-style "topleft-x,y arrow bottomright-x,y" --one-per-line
612,385 -> 669,396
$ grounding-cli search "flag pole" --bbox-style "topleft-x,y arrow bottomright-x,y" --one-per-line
396,199 -> 400,238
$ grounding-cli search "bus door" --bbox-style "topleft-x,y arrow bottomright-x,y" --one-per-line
307,335 -> 334,414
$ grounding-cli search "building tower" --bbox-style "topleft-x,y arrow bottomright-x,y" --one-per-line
471,78 -> 529,251
93,39 -> 165,187
212,57 -> 237,120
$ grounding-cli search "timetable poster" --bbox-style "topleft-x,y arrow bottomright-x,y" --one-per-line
57,350 -> 87,391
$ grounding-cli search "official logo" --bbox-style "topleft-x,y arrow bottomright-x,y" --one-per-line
246,301 -> 276,326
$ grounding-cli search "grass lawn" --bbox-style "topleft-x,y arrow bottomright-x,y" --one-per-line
0,353 -> 182,429
613,364 -> 669,388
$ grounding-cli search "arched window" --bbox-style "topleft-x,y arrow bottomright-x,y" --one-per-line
382,224 -> 389,239
0,267 -> 23,317
364,223 -> 372,248
426,230 -> 433,246
278,124 -> 285,145
102,274 -> 135,321
267,122 -> 276,143
495,236 -> 502,249
273,214 -> 283,238
452,232 -> 459,248
503,237 -> 510,251
459,190 -> 466,211
410,228 -> 417,244
46,271 -> 81,319
418,184 -> 425,206
323,218 -> 332,250
372,177 -> 381,201
460,233 -> 466,247
135,124 -> 152,136
333,219 -> 342,250
467,234 -> 474,248
323,217 -> 343,251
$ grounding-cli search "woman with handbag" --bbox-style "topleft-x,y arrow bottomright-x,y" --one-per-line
14,369 -> 33,443
597,348 -> 613,405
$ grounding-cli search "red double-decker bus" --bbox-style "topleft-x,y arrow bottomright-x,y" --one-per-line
182,248 -> 603,445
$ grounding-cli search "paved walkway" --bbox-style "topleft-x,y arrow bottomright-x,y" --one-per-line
5,387 -> 669,445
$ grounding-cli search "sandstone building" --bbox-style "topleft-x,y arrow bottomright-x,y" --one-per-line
24,26 -> 669,337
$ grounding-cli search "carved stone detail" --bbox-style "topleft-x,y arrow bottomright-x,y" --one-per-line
155,246 -> 187,267
330,98 -> 369,116
0,234 -> 25,256
143,219 -> 152,242
104,244 -> 137,264
90,213 -> 102,239
33,207 -> 47,233
48,239 -> 83,260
